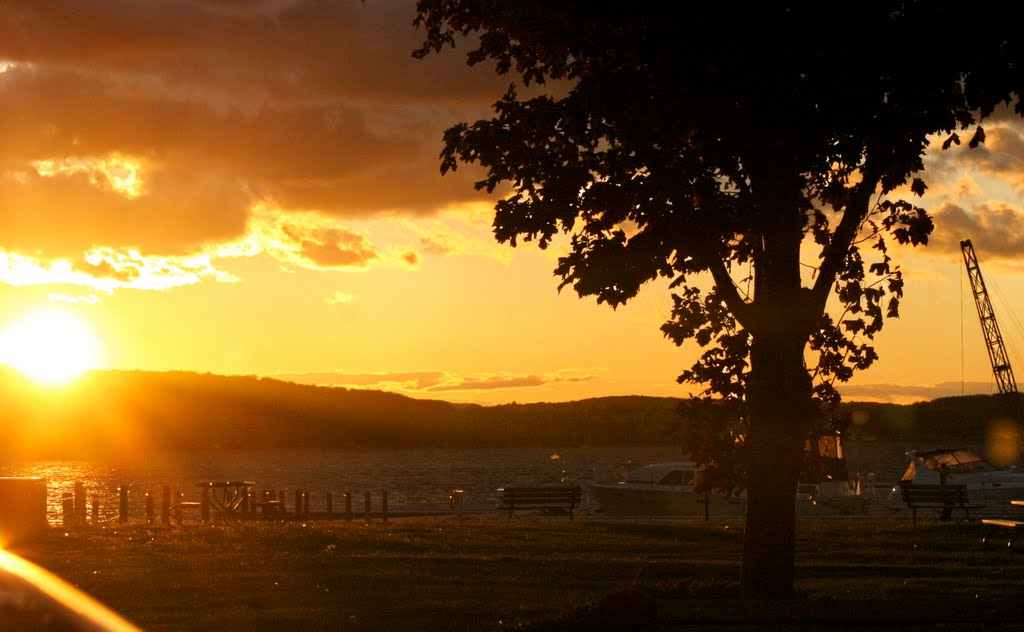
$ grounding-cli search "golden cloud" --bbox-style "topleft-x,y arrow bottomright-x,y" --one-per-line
0,247 -> 234,292
0,2 -> 501,267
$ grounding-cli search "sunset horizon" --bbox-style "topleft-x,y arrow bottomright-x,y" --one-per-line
0,2 -> 1022,407
4,4 -> 1024,626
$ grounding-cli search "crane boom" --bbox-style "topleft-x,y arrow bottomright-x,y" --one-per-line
961,239 -> 1018,394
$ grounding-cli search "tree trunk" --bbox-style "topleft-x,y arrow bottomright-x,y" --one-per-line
740,326 -> 814,598
739,164 -> 815,599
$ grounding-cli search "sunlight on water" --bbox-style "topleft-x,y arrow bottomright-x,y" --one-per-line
0,441 -> 927,527
7,462 -> 120,526
0,448 -> 686,526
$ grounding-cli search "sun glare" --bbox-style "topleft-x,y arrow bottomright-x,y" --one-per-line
0,308 -> 106,386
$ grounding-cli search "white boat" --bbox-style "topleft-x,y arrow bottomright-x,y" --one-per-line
587,436 -> 869,517
886,448 -> 1024,511
586,460 -> 746,517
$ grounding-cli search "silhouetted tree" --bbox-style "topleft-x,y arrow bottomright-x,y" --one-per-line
414,2 -> 1023,597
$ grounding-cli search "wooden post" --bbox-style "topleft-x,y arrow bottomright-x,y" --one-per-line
201,487 -> 210,523
364,491 -> 371,522
62,493 -> 75,527
91,494 -> 99,524
174,491 -> 184,523
382,491 -> 388,522
345,492 -> 352,521
450,490 -> 464,520
145,493 -> 155,524
162,486 -> 171,524
302,490 -> 310,518
119,485 -> 128,524
277,489 -> 286,514
75,481 -> 86,523
241,488 -> 250,514
294,489 -> 303,520
326,492 -> 333,516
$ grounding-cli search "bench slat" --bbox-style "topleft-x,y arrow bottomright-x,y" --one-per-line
982,519 -> 1024,528
499,486 -> 581,520
899,484 -> 975,525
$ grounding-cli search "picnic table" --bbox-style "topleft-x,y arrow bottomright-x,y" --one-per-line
981,499 -> 1024,549
196,481 -> 255,518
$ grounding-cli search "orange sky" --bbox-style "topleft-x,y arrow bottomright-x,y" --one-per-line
1,1 -> 1024,405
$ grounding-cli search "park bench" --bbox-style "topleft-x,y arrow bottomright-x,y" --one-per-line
253,498 -> 284,516
899,483 -> 975,525
498,486 -> 581,519
169,500 -> 202,525
981,518 -> 1024,549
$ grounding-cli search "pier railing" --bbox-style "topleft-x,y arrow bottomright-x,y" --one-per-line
54,482 -> 494,527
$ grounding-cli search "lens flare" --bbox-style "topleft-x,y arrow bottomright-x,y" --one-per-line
986,417 -> 1022,467
0,308 -> 105,386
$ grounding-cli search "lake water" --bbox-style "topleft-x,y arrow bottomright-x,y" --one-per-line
0,440 -> 933,525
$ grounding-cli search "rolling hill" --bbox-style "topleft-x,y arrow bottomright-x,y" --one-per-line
0,368 -> 1019,457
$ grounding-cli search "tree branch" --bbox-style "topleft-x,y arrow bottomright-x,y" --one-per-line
810,171 -> 881,314
706,255 -> 752,328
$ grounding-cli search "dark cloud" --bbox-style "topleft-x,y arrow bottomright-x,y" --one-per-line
269,371 -> 445,390
282,225 -> 378,269
0,1 -> 504,105
923,119 -> 1024,186
423,373 -> 601,392
425,375 -> 547,392
81,257 -> 142,283
928,202 -> 1024,259
267,370 -> 596,394
400,250 -> 419,267
0,1 -> 500,262
839,381 -> 998,403
418,236 -> 453,256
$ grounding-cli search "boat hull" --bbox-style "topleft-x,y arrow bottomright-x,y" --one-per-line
587,483 -> 745,517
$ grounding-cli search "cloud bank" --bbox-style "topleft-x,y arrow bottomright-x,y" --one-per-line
0,0 -> 500,291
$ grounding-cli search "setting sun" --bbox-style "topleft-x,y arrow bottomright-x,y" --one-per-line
0,307 -> 105,386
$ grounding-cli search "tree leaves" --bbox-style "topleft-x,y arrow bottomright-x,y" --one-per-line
969,125 -> 986,149
414,0 -> 1024,599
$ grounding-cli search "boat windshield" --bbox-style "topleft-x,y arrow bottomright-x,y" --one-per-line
656,470 -> 695,486
921,446 -> 991,471
898,461 -> 916,483
918,449 -> 997,473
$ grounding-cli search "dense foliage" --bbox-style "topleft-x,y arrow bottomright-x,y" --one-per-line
413,2 -> 1024,596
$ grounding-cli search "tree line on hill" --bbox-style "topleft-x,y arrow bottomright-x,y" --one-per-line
0,368 -> 1020,458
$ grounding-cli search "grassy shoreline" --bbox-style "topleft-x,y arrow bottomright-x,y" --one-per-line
9,515 -> 1024,630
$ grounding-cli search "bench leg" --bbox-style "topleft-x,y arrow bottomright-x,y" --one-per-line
982,525 -> 1020,550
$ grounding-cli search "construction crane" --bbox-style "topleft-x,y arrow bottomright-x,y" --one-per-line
961,239 -> 1018,394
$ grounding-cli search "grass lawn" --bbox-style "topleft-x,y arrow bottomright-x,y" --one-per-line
7,515 -> 1024,630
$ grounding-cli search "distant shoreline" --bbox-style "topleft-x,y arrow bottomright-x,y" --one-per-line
1,369 -> 1020,456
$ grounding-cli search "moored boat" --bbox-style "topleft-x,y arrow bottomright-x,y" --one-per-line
586,433 -> 869,517
885,448 -> 1024,513
586,460 -> 745,517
